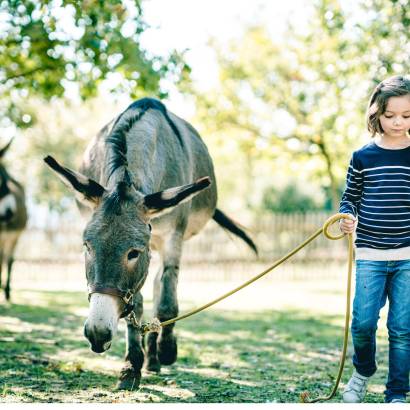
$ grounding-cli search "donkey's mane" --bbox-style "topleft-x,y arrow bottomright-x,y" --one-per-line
102,180 -> 133,216
105,97 -> 184,188
103,98 -> 184,214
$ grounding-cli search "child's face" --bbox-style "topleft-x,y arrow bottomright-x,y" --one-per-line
379,95 -> 410,139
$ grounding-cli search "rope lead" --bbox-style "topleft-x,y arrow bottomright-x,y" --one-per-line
133,213 -> 354,403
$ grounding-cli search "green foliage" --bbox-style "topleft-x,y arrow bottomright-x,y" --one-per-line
3,0 -> 409,215
261,183 -> 324,214
13,97 -> 117,212
0,0 -> 188,129
356,0 -> 409,81
0,0 -> 191,212
189,0 -> 410,212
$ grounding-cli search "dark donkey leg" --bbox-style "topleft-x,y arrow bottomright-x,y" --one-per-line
117,292 -> 144,390
157,234 -> 183,365
157,262 -> 180,365
4,237 -> 18,301
0,250 -> 3,290
146,233 -> 183,371
4,255 -> 14,301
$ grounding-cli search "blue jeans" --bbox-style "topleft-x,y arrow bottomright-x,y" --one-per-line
352,259 -> 410,402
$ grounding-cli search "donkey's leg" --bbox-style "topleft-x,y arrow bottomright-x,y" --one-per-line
0,249 -> 3,289
117,292 -> 144,390
4,236 -> 17,301
156,234 -> 183,366
4,256 -> 14,301
145,264 -> 163,372
156,264 -> 179,365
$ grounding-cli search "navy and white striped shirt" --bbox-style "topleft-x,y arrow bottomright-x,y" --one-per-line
339,142 -> 410,252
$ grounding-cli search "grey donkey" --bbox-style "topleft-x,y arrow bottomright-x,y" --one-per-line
0,139 -> 27,301
44,98 -> 257,390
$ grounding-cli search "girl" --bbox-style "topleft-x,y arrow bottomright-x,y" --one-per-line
339,75 -> 410,403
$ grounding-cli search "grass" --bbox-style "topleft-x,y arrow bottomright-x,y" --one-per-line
0,270 -> 394,403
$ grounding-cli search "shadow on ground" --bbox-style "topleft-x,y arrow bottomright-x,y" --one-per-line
0,289 -> 389,403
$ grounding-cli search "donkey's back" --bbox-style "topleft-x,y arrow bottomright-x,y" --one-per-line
81,98 -> 218,240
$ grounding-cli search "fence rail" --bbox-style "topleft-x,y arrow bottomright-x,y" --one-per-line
16,212 -> 348,265
10,212 -> 351,287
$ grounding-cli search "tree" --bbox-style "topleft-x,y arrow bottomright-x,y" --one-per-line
187,0 -> 410,212
356,0 -> 409,83
0,0 -> 189,129
261,182 -> 325,214
14,97 -> 113,213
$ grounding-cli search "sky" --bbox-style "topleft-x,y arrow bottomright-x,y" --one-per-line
139,0 -> 311,115
16,0 -> 312,118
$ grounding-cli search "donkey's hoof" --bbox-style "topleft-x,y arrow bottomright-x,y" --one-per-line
158,335 -> 177,365
145,357 -> 161,373
116,368 -> 141,391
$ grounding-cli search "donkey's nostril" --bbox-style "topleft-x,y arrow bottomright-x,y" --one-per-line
84,324 -> 113,353
100,329 -> 112,343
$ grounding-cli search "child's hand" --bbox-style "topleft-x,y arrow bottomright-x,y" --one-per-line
339,215 -> 357,234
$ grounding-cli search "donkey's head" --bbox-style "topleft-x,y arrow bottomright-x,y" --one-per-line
44,156 -> 210,353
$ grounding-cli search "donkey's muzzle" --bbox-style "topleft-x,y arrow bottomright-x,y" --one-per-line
84,324 -> 112,353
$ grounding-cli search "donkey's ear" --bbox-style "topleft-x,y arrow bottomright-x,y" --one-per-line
143,177 -> 211,218
0,138 -> 14,159
44,156 -> 106,209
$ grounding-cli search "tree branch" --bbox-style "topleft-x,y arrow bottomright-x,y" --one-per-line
1,65 -> 54,84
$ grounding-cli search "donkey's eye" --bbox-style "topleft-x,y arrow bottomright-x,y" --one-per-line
127,249 -> 140,261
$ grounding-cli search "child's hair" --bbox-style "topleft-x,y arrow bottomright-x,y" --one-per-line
366,75 -> 410,137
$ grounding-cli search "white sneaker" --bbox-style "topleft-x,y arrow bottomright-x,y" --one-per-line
390,398 -> 406,403
342,371 -> 369,403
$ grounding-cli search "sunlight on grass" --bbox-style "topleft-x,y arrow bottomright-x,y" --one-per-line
50,348 -> 124,374
178,329 -> 232,342
0,269 -> 396,403
70,307 -> 89,317
143,383 -> 196,399
369,383 -> 385,394
180,367 -> 229,379
0,316 -> 33,333
3,320 -> 56,334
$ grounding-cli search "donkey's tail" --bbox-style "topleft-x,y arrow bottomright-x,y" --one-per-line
213,208 -> 258,255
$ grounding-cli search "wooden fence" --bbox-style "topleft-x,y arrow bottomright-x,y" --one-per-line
9,212 -> 352,287
15,211 -> 348,265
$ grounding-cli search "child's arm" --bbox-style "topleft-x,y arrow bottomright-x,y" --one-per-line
339,152 -> 363,234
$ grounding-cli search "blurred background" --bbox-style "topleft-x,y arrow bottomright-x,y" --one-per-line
1,3 -> 409,402
1,0 -> 409,289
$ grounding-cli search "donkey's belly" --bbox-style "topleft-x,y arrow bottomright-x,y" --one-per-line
0,231 -> 20,256
150,208 -> 212,251
184,209 -> 213,240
